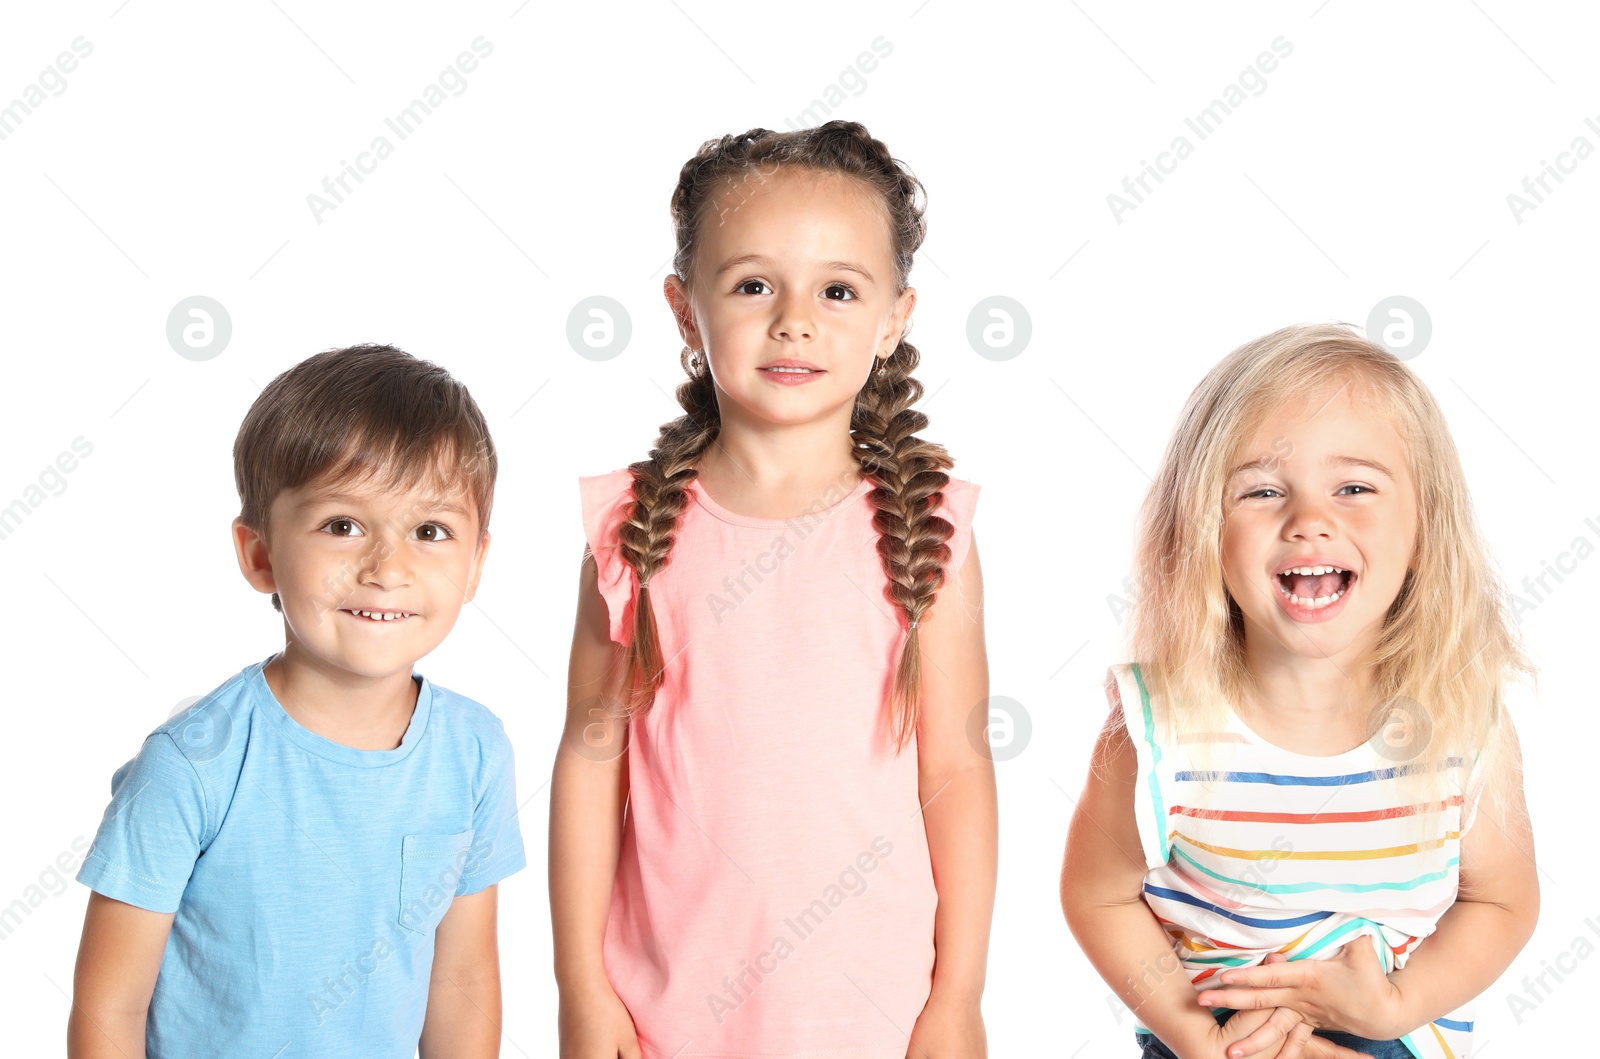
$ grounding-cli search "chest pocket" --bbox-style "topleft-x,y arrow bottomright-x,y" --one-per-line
399,831 -> 475,935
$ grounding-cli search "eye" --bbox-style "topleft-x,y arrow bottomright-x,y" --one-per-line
1337,483 -> 1375,496
412,522 -> 454,542
734,279 -> 771,295
321,517 -> 363,538
823,283 -> 857,301
1240,486 -> 1283,500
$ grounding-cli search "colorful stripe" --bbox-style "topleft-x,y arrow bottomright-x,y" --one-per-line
1170,843 -> 1460,895
1174,759 -> 1465,786
1168,796 -> 1463,824
1174,830 -> 1459,861
1130,664 -> 1169,861
1144,884 -> 1333,929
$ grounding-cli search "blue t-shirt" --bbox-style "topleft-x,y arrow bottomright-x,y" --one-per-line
76,654 -> 526,1058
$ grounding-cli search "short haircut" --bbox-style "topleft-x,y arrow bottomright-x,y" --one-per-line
233,344 -> 496,611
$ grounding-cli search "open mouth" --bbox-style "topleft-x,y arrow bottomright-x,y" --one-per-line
344,608 -> 415,622
760,366 -> 822,374
1274,565 -> 1354,610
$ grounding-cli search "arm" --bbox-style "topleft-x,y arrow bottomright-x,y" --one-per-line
67,892 -> 174,1059
1199,713 -> 1540,1041
1060,706 -> 1360,1059
420,885 -> 503,1058
550,550 -> 640,1058
906,537 -> 996,1057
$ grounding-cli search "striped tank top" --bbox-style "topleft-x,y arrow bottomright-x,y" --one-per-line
1111,663 -> 1485,1059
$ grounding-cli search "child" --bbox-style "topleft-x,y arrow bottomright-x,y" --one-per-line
549,122 -> 996,1059
69,345 -> 526,1058
1061,323 -> 1539,1059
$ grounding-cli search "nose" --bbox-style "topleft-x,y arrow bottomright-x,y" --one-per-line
359,525 -> 413,589
770,289 -> 814,342
1281,492 -> 1335,541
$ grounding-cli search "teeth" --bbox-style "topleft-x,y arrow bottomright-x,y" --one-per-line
1281,564 -> 1345,576
1275,580 -> 1348,609
353,609 -> 408,621
764,366 -> 816,373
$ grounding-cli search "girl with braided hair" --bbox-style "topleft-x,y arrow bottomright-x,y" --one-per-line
549,122 -> 995,1059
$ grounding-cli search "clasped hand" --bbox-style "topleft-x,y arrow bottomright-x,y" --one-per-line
1194,943 -> 1407,1059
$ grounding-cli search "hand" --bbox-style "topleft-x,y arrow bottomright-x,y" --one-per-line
1203,1003 -> 1374,1059
558,979 -> 641,1059
1196,945 -> 1405,1043
905,991 -> 985,1059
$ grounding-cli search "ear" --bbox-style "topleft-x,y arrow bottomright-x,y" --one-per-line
663,274 -> 702,350
463,530 -> 492,603
232,516 -> 278,597
885,286 -> 916,352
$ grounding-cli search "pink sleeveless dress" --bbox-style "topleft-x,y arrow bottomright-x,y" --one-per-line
578,468 -> 980,1059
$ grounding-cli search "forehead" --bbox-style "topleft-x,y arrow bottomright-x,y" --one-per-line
275,462 -> 478,519
696,167 -> 893,276
1233,382 -> 1409,471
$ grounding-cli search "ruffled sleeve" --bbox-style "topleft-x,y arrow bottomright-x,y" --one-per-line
577,469 -> 639,648
935,478 -> 981,578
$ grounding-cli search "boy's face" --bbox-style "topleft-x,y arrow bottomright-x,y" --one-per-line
232,472 -> 490,684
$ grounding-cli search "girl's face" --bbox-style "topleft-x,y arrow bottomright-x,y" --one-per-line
1219,382 -> 1419,674
665,166 -> 914,438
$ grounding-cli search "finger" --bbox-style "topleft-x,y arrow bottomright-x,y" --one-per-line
1197,986 -> 1296,1010
1277,1021 -> 1315,1059
1217,964 -> 1309,989
1263,951 -> 1290,966
1225,1006 -> 1302,1058
1302,1037 -> 1374,1059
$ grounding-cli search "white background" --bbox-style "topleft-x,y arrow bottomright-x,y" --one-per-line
1,1 -> 1595,1055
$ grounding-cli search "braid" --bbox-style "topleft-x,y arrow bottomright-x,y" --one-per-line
853,339 -> 954,752
616,354 -> 719,715
633,120 -> 955,750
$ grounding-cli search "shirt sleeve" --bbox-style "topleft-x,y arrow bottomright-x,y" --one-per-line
577,469 -> 639,648
1110,664 -> 1173,870
936,478 -> 981,578
75,733 -> 208,913
456,719 -> 527,895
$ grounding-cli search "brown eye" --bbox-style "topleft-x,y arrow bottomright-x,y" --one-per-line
325,518 -> 361,537
413,523 -> 452,542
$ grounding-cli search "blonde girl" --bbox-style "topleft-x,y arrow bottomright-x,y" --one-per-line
1061,323 -> 1537,1059
550,122 -> 995,1059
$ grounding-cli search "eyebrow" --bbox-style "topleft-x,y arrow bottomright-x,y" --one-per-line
300,490 -> 471,518
712,253 -> 875,284
1226,454 -> 1396,479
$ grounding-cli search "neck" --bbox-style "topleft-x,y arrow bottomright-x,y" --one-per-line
697,410 -> 862,496
263,645 -> 419,751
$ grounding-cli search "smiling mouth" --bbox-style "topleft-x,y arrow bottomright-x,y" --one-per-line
760,366 -> 822,374
344,608 -> 415,622
1274,565 -> 1354,609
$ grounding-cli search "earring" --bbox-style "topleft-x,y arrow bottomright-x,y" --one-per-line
684,345 -> 704,375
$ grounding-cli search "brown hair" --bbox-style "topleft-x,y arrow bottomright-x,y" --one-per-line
234,343 -> 496,612
611,121 -> 956,753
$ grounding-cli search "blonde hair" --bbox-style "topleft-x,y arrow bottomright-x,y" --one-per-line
1127,322 -> 1531,818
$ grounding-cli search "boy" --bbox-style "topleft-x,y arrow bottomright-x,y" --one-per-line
69,345 -> 525,1058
